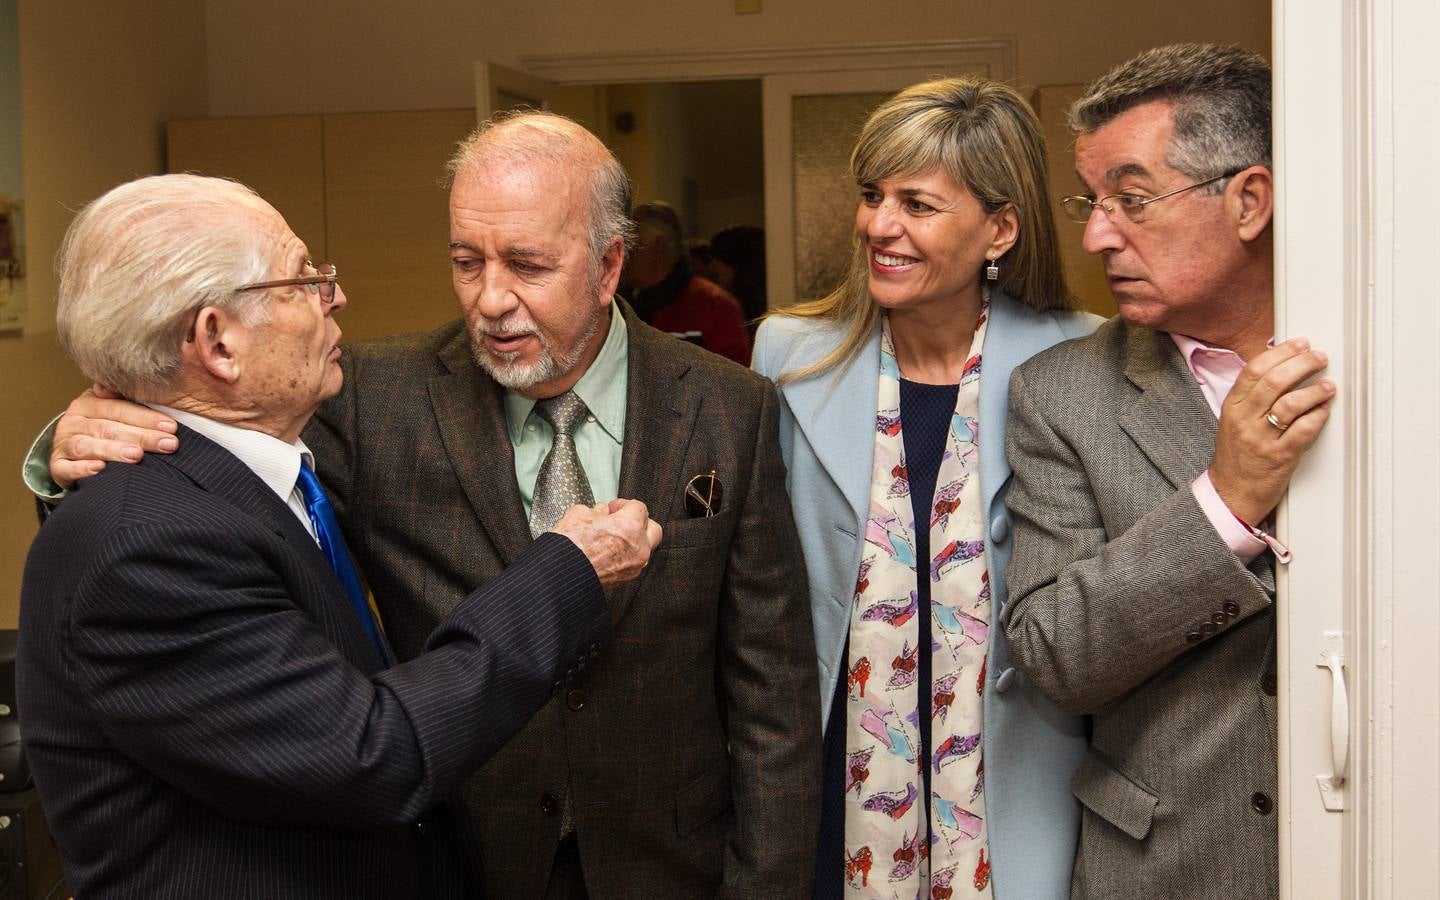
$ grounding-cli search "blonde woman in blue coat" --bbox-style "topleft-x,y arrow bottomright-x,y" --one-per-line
753,78 -> 1101,899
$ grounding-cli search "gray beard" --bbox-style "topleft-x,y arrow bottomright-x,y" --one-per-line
469,303 -> 606,393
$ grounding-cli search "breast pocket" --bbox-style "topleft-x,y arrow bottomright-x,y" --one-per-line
658,508 -> 737,550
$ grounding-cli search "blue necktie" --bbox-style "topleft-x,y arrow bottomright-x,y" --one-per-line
295,461 -> 388,662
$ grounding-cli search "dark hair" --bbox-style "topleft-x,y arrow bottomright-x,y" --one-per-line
708,225 -> 767,321
1070,43 -> 1272,184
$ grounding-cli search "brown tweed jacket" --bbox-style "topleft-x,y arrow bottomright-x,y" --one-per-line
303,304 -> 821,898
1002,317 -> 1278,900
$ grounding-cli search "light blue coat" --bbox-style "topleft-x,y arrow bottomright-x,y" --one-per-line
752,291 -> 1100,900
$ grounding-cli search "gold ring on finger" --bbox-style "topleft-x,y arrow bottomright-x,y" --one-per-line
1265,412 -> 1289,432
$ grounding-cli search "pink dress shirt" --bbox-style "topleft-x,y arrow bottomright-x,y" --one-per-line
1171,334 -> 1272,564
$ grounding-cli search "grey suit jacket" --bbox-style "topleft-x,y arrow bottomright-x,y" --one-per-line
304,304 -> 821,898
1003,317 -> 1279,900
752,292 -> 1099,899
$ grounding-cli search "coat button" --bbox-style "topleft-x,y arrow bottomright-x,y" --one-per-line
1200,622 -> 1216,637
1211,612 -> 1227,626
566,688 -> 586,711
989,516 -> 1009,544
541,793 -> 559,816
1223,601 -> 1241,618
588,642 -> 602,658
1251,792 -> 1274,815
1185,631 -> 1203,643
994,667 -> 1017,693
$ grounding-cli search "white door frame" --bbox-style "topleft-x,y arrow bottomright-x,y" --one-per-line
514,39 -> 1014,85
1276,0 -> 1440,896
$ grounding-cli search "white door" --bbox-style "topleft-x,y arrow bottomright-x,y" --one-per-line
1275,0 -> 1440,896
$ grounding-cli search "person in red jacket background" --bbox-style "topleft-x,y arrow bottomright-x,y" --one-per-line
624,201 -> 751,365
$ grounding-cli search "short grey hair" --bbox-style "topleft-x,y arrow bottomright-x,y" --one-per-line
55,174 -> 275,400
1070,43 -> 1272,192
632,201 -> 683,260
445,109 -> 636,264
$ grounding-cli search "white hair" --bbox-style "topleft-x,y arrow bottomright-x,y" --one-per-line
445,109 -> 636,264
55,174 -> 275,400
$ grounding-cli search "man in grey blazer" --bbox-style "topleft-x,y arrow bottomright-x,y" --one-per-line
46,111 -> 820,897
1002,45 -> 1336,899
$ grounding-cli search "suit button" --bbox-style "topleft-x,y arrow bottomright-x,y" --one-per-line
989,516 -> 1009,544
1211,612 -> 1227,626
1200,622 -> 1216,637
994,667 -> 1017,693
1251,792 -> 1274,815
1223,601 -> 1241,618
588,642 -> 601,658
564,668 -> 576,685
566,689 -> 586,711
541,793 -> 559,816
1185,631 -> 1203,643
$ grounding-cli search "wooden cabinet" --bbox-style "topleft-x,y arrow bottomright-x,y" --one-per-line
167,109 -> 476,342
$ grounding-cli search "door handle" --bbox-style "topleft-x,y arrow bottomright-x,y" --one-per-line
1315,650 -> 1347,812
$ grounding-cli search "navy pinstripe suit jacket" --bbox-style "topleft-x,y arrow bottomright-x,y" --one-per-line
17,424 -> 610,899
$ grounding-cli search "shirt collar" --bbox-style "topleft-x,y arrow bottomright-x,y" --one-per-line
504,305 -> 629,446
1170,333 -> 1274,378
147,403 -> 311,505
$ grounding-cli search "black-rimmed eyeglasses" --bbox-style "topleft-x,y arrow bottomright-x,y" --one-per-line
235,260 -> 339,305
1060,170 -> 1242,225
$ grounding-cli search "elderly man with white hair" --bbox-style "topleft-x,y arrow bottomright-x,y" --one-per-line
16,173 -> 660,900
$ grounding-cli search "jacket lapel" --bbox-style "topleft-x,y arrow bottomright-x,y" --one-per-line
977,292 -> 1072,514
1117,327 -> 1218,489
160,424 -> 315,549
612,305 -> 700,624
428,326 -> 533,566
774,321 -> 879,531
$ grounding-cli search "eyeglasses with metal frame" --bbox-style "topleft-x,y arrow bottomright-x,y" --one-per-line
234,260 -> 339,306
1060,170 -> 1243,225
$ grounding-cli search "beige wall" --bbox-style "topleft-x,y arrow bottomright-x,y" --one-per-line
2,0 -> 209,625
202,1 -> 1269,116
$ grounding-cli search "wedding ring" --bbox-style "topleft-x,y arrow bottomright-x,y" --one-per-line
1265,412 -> 1289,432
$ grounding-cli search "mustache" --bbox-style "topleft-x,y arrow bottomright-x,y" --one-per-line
477,314 -> 537,338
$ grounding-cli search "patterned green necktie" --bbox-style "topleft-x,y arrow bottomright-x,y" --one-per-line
529,390 -> 595,537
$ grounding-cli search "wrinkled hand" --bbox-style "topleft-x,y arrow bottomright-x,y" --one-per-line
1209,338 -> 1336,524
551,499 -> 663,590
51,385 -> 179,489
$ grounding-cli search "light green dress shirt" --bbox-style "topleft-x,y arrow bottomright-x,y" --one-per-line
504,306 -> 629,517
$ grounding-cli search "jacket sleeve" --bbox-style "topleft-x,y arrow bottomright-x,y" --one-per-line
1001,366 -> 1273,714
66,524 -> 609,828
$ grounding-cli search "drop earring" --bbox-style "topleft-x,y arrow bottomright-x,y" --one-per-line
985,258 -> 999,282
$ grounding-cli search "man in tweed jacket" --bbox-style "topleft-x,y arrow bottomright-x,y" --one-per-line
20,174 -> 659,899
1001,45 -> 1337,899
48,111 -> 821,897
